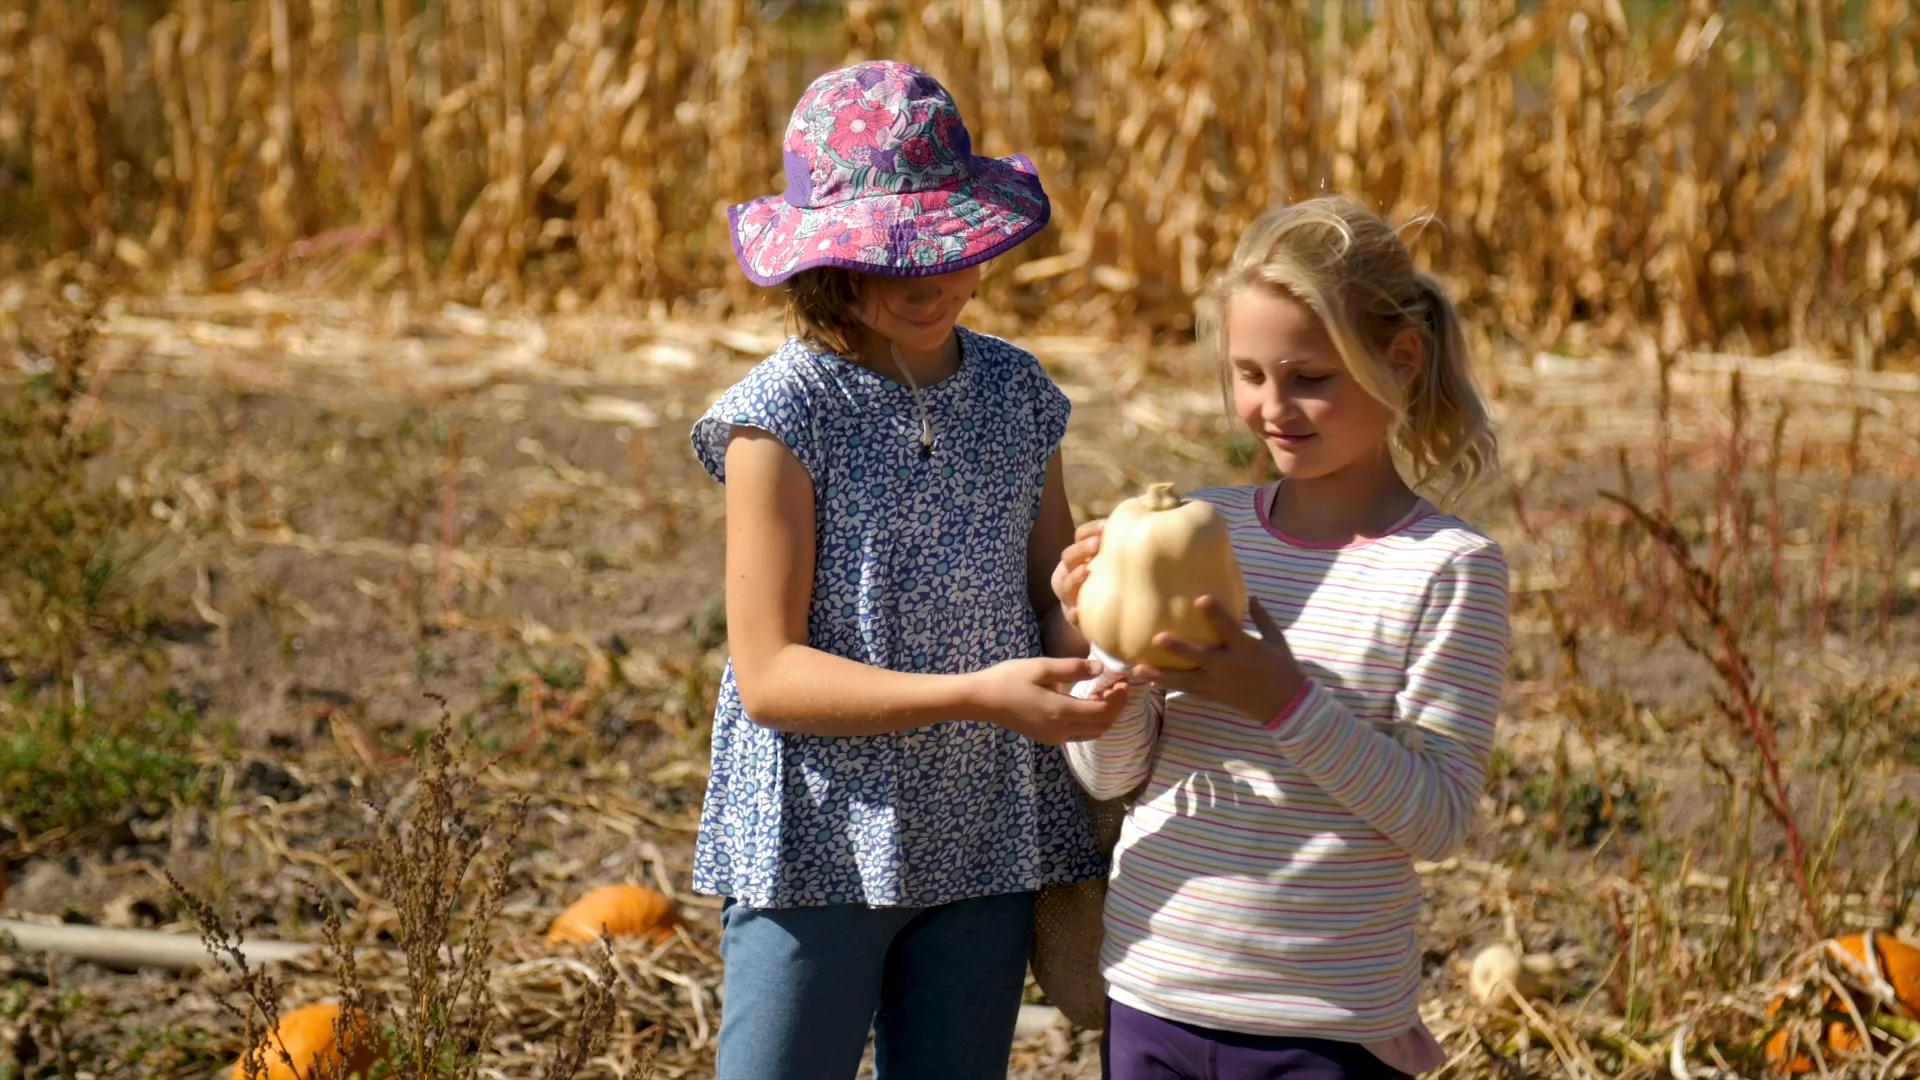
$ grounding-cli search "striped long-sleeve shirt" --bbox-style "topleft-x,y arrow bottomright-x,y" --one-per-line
1065,482 -> 1510,1069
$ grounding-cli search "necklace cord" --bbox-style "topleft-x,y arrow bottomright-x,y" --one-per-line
889,342 -> 935,457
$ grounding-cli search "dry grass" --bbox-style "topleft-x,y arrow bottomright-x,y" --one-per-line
0,290 -> 1912,1077
167,701 -> 625,1080
0,1 -> 1915,365
1,4 -> 1917,1059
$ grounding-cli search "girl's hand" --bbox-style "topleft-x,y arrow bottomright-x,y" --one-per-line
1049,519 -> 1106,628
971,655 -> 1131,745
1130,596 -> 1306,723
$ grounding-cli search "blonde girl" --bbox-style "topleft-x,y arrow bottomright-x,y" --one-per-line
1052,195 -> 1510,1080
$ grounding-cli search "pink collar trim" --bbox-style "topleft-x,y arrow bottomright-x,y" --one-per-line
1254,480 -> 1436,550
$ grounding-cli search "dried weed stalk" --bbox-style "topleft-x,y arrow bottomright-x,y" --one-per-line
541,938 -> 625,1080
0,278 -> 204,857
170,695 -> 620,1079
0,283 -> 135,701
1598,490 -> 1823,939
165,870 -> 295,1080
359,694 -> 526,1080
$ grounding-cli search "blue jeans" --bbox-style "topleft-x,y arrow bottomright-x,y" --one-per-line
714,890 -> 1037,1080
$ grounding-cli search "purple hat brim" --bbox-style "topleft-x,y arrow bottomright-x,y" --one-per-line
728,153 -> 1051,288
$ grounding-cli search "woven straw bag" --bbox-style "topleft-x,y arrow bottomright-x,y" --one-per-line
1030,785 -> 1134,1031
1029,650 -> 1156,1031
1031,740 -> 1161,1032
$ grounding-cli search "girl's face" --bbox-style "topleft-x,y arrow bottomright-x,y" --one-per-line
852,265 -> 983,353
1226,287 -> 1413,483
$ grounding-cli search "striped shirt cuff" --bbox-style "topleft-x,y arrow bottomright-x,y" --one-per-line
1262,677 -> 1317,731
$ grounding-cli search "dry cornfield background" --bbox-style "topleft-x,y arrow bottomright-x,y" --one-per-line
3,2 -> 1920,1080
2,0 -> 1918,361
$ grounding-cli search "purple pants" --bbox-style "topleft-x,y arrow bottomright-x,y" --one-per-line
1102,1000 -> 1413,1080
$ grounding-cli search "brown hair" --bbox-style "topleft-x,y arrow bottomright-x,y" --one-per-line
1195,195 -> 1498,507
784,267 -> 864,356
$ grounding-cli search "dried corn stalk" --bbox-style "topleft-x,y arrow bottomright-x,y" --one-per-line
0,0 -> 1910,365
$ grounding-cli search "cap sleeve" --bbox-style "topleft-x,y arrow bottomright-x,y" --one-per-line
1035,369 -> 1069,460
689,348 -> 827,484
1014,344 -> 1070,462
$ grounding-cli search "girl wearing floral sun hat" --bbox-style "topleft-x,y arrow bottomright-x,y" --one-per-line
688,60 -> 1127,1080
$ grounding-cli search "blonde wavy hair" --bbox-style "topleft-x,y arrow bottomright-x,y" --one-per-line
1195,195 -> 1498,508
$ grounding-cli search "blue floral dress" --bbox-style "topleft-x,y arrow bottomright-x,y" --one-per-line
689,327 -> 1105,909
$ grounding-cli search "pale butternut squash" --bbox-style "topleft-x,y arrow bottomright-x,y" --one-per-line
1077,483 -> 1247,671
1464,943 -> 1553,1012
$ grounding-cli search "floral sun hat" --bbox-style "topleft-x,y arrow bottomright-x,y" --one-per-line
728,60 -> 1051,286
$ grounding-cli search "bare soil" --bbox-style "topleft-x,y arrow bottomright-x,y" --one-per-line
3,291 -> 1917,1079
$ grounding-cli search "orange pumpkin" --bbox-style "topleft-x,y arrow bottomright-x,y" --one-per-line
1764,933 -> 1920,1073
545,883 -> 678,946
232,1002 -> 383,1080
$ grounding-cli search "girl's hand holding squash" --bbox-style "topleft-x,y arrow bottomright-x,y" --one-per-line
1050,519 -> 1106,629
970,655 -> 1131,745
1131,596 -> 1306,724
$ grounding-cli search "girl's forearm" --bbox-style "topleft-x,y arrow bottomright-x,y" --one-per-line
1268,684 -> 1479,861
736,643 -> 987,737
1064,687 -> 1159,799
